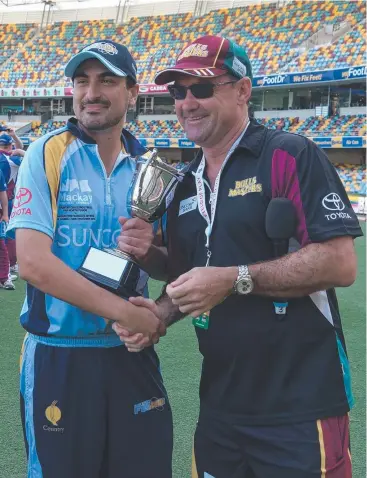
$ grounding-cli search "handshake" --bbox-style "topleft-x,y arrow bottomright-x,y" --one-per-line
113,296 -> 166,353
114,216 -> 236,352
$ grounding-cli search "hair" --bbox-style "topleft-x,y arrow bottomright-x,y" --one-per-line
126,77 -> 136,89
225,73 -> 240,82
224,73 -> 253,112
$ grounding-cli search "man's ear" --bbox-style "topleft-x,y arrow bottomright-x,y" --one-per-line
237,77 -> 252,106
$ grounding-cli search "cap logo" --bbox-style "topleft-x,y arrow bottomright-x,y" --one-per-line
232,57 -> 247,78
178,43 -> 209,61
82,42 -> 118,56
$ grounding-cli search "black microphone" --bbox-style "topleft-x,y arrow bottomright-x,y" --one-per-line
265,198 -> 297,319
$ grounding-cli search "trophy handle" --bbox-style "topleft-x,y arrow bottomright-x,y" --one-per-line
135,149 -> 160,202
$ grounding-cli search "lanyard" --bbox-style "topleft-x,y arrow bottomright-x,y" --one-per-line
194,121 -> 250,266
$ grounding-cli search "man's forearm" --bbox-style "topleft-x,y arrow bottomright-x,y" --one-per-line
156,288 -> 185,326
13,135 -> 23,150
249,239 -> 356,298
0,191 -> 9,218
140,245 -> 168,281
20,249 -> 140,329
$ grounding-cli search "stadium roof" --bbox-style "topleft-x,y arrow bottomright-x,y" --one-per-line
0,0 -> 266,13
0,0 -> 183,11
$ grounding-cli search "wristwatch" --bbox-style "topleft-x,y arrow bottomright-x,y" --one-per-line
233,265 -> 253,295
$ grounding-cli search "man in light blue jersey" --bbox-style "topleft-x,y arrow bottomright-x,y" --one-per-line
8,40 -> 172,478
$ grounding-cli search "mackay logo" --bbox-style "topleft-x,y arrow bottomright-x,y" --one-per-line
11,187 -> 32,218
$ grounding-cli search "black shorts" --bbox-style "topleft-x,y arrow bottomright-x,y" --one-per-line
20,334 -> 173,478
192,411 -> 351,478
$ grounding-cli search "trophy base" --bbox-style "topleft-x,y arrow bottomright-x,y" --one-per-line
78,246 -> 144,299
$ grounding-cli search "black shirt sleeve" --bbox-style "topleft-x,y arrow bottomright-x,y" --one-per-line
271,138 -> 363,246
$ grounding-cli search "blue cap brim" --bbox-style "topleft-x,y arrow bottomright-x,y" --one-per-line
65,51 -> 128,78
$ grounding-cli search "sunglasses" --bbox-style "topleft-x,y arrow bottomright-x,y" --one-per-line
168,80 -> 238,100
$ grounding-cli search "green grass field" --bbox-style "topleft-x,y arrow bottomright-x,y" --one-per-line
0,225 -> 365,478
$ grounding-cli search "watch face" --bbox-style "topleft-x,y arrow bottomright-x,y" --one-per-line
236,278 -> 253,295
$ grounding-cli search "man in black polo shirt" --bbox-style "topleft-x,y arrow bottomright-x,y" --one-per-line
115,35 -> 363,477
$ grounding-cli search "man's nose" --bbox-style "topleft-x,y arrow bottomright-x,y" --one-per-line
85,82 -> 102,102
179,89 -> 200,111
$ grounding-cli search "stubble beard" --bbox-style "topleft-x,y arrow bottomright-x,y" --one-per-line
78,112 -> 124,132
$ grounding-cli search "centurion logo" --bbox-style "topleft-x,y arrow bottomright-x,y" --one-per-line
134,397 -> 166,415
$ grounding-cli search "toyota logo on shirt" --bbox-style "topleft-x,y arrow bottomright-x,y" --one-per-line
322,193 -> 345,211
13,187 -> 32,208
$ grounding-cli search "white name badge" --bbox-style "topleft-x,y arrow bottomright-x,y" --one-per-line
179,196 -> 198,216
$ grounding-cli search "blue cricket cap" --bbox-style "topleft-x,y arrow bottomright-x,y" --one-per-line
65,40 -> 138,84
0,134 -> 13,145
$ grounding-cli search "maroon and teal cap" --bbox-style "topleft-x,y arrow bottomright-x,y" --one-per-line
154,35 -> 252,85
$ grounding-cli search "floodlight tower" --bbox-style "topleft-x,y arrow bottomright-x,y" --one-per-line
40,0 -> 56,29
116,0 -> 131,24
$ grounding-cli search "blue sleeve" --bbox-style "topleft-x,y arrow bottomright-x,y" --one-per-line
160,212 -> 167,246
0,171 -> 6,192
9,155 -> 22,167
0,156 -> 10,184
7,139 -> 54,239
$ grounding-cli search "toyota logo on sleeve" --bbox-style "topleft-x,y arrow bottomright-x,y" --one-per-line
322,193 -> 345,211
13,188 -> 33,208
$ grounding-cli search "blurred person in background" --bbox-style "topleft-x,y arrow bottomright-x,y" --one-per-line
0,134 -> 20,289
0,124 -> 24,150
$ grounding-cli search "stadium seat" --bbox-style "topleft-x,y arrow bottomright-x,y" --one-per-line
334,163 -> 366,194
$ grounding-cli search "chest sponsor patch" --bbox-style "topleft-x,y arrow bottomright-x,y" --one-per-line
179,196 -> 198,216
58,178 -> 95,221
228,176 -> 262,197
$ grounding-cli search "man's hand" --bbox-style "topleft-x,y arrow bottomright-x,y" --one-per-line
166,266 -> 238,318
1,215 -> 9,223
11,149 -> 25,157
113,297 -> 166,352
6,128 -> 24,150
117,216 -> 154,262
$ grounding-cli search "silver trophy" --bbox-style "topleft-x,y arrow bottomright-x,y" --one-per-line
78,149 -> 184,298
